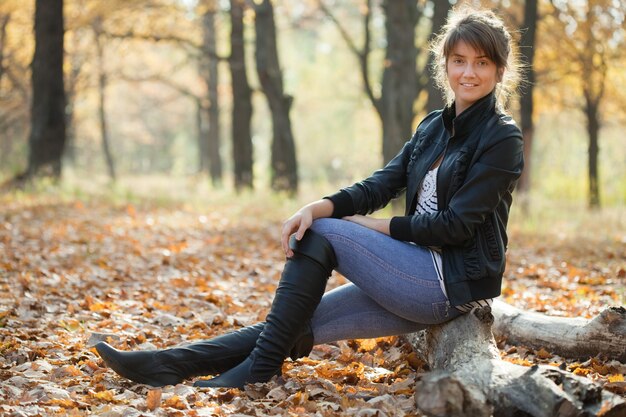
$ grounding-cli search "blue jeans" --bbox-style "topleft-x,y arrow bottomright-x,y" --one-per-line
309,218 -> 461,344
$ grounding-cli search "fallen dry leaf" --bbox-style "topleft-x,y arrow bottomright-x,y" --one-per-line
146,388 -> 162,411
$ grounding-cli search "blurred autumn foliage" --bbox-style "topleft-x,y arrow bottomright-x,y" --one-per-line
1,0 -> 625,205
0,192 -> 624,415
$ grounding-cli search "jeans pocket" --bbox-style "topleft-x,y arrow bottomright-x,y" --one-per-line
432,301 -> 450,323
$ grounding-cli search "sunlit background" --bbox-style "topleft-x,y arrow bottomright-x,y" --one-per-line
1,0 -> 624,208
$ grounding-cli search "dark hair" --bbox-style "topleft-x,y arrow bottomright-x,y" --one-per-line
430,7 -> 521,109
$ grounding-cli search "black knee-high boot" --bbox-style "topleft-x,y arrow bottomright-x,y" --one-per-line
96,320 -> 315,387
194,230 -> 336,388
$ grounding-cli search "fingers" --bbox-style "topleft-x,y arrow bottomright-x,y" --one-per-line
281,221 -> 295,257
281,210 -> 313,257
295,220 -> 308,241
281,215 -> 301,257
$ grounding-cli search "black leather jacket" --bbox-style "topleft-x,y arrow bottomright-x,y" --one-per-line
326,93 -> 524,306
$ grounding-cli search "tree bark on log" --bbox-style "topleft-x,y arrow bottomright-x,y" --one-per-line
407,307 -> 626,417
491,299 -> 626,362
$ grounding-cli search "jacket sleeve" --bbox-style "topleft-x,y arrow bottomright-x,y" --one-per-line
324,134 -> 417,219
389,127 -> 524,246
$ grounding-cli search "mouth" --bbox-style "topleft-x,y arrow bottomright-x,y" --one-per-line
461,83 -> 478,87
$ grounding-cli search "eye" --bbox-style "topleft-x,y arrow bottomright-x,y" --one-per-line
478,60 -> 488,66
453,58 -> 464,64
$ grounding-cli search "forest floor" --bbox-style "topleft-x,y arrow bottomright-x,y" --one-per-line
0,190 -> 624,416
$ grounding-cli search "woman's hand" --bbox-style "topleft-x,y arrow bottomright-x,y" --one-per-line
281,208 -> 313,257
343,214 -> 391,236
281,199 -> 334,257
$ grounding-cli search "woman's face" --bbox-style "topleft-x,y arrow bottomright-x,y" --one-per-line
446,40 -> 501,115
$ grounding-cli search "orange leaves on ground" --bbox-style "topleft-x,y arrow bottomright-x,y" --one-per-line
125,204 -> 137,217
82,360 -> 101,372
406,352 -> 427,371
167,241 -> 189,254
500,341 -> 626,395
0,197 -> 623,416
591,358 -> 611,375
146,389 -> 162,411
163,395 -> 189,410
504,357 -> 534,367
55,365 -> 83,378
536,348 -> 552,359
82,295 -> 117,315
505,231 -> 624,319
90,389 -> 116,402
48,398 -> 78,408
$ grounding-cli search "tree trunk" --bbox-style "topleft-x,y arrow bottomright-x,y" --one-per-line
0,13 -> 10,170
196,98 -> 206,173
585,96 -> 600,209
425,0 -> 451,114
202,3 -> 223,187
230,0 -> 253,191
408,307 -> 626,417
26,0 -> 66,179
93,19 -> 116,182
579,4 -> 606,211
0,13 -> 9,88
380,0 -> 419,165
63,49 -> 80,166
517,0 -> 538,194
254,0 -> 298,195
491,299 -> 626,361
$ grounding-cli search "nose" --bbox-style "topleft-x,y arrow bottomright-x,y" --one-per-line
463,63 -> 476,77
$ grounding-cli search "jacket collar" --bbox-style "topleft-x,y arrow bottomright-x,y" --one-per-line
442,91 -> 496,137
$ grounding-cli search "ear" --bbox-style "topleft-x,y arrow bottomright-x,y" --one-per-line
497,68 -> 504,82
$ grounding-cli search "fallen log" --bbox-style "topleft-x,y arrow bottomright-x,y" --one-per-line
407,307 -> 626,417
491,299 -> 626,361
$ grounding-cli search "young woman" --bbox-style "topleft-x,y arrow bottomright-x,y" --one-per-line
96,7 -> 524,389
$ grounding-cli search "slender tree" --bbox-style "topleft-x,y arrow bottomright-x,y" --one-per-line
516,0 -> 538,193
92,16 -> 116,181
379,0 -> 420,164
0,13 -> 8,87
63,33 -> 80,166
254,0 -> 298,194
230,0 -> 253,191
0,6 -> 31,174
581,27 -> 606,210
0,12 -> 11,168
426,0 -> 452,114
26,0 -> 66,179
200,0 -> 222,186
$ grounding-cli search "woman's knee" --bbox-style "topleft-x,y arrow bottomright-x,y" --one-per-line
310,218 -> 343,237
